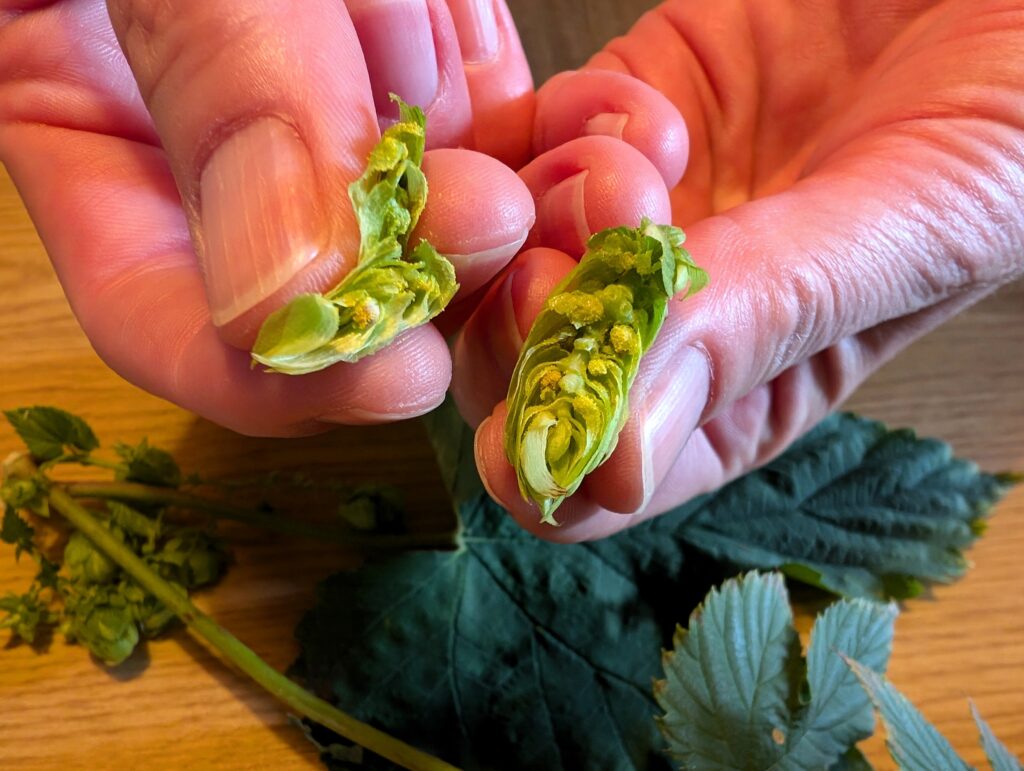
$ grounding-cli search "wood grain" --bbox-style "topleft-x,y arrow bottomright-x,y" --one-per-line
2,2 -> 1023,769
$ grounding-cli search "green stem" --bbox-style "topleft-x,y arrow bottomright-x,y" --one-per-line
13,465 -> 457,771
65,481 -> 456,551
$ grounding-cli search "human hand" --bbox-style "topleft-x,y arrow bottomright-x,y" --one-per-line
456,0 -> 1024,540
0,0 -> 534,434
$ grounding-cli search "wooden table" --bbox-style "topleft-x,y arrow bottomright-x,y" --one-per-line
2,3 -> 1023,768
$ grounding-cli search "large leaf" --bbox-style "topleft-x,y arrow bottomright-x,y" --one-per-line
654,572 -> 896,770
295,482 -> 676,771
845,658 -> 972,771
294,404 -> 1009,769
677,414 -> 1009,599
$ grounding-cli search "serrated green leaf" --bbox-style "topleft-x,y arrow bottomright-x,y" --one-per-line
113,438 -> 182,488
969,701 -> 1022,771
782,599 -> 897,766
654,572 -> 804,770
504,220 -> 707,524
653,574 -> 894,771
844,657 -> 973,771
294,403 -> 1009,770
679,413 -> 1010,599
1,503 -> 34,552
4,406 -> 99,460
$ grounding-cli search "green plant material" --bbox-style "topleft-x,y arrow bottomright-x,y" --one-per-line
2,409 -> 458,770
2,502 -> 36,558
147,528 -> 228,589
654,572 -> 896,770
114,438 -> 182,487
847,658 -> 1024,771
65,530 -> 118,583
252,99 -> 458,374
504,220 -> 707,524
970,701 -> 1022,771
844,658 -> 972,770
291,401 -> 1012,769
0,586 -> 58,644
829,748 -> 874,771
675,414 -> 1012,600
3,406 -> 98,461
61,583 -> 141,666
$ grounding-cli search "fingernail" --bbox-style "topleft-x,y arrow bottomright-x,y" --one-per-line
537,170 -> 590,256
348,0 -> 439,119
584,112 -> 629,141
641,346 -> 711,499
199,117 -> 321,326
449,0 -> 499,63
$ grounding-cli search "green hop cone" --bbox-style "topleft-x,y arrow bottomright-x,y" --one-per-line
66,592 -> 140,666
504,220 -> 707,525
64,530 -> 119,584
149,529 -> 227,589
251,98 -> 458,374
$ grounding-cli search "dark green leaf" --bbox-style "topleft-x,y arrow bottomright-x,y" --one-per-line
294,493 -> 674,771
4,406 -> 99,460
845,657 -> 972,771
828,747 -> 874,771
114,439 -> 181,487
678,413 -> 1011,599
969,701 -> 1021,771
295,404 -> 1006,769
1,503 -> 34,555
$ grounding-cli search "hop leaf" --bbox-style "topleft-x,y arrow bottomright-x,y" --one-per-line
114,438 -> 182,487
4,406 -> 99,461
654,572 -> 896,770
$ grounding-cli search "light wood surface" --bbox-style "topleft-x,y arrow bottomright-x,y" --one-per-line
2,3 -> 1023,768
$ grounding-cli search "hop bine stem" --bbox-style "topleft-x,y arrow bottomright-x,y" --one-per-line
4,454 -> 458,771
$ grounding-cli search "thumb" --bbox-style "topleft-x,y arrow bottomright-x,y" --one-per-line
106,0 -> 376,345
583,135 -> 1020,515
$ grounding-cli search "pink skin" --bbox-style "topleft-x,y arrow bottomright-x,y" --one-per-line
457,0 -> 1024,541
0,0 -> 535,435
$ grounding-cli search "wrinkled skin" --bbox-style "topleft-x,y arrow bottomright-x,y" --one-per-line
0,0 -> 535,435
457,0 -> 1024,541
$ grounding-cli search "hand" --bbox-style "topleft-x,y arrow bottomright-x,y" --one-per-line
456,0 -> 1024,541
0,0 -> 535,434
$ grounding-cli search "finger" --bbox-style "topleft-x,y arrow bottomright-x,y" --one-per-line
412,148 -> 534,300
518,135 -> 671,257
447,0 -> 534,167
0,124 -> 451,434
105,0 -> 386,344
451,247 -> 574,427
345,0 -> 474,149
534,70 -> 689,188
476,287 -> 996,542
584,126 -> 1023,517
